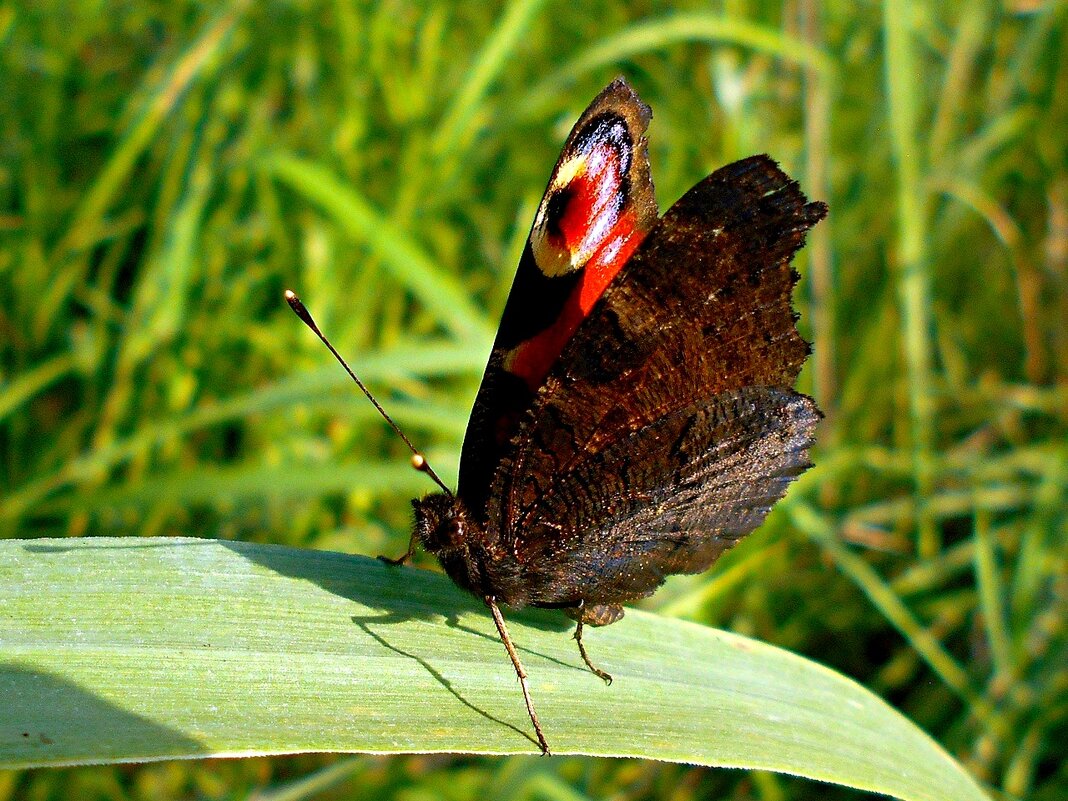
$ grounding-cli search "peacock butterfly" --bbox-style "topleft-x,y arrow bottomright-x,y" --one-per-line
288,77 -> 826,755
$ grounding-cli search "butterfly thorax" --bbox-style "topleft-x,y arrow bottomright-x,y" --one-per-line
411,494 -> 525,605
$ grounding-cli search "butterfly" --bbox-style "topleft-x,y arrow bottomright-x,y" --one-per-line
289,77 -> 826,755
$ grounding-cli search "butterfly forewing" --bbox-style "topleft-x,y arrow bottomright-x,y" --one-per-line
458,79 -> 659,514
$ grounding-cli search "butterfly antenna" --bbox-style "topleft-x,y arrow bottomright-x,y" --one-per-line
285,290 -> 453,496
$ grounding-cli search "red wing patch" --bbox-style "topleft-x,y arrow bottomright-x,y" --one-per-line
506,113 -> 654,389
507,204 -> 648,390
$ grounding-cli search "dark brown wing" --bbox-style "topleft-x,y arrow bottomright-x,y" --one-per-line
513,388 -> 818,605
457,79 -> 659,514
486,155 -> 827,605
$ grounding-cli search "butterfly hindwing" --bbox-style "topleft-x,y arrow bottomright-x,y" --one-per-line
458,79 -> 659,513
513,388 -> 819,607
486,155 -> 828,606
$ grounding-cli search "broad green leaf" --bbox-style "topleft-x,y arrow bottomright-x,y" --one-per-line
0,538 -> 987,801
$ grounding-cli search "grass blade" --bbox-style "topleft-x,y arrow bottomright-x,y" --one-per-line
0,537 -> 988,801
432,0 -> 549,160
883,0 -> 938,556
261,152 -> 494,345
55,2 -> 244,258
0,341 -> 482,522
522,13 -> 834,117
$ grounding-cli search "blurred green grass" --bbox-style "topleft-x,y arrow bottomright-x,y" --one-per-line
0,1 -> 1064,800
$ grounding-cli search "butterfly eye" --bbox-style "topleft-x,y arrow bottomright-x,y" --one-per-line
420,517 -> 466,554
445,519 -> 466,547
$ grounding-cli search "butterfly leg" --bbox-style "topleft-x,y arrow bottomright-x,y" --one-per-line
377,533 -> 417,566
571,600 -> 615,685
486,596 -> 550,755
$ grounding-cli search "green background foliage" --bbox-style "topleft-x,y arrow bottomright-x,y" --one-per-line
0,0 -> 1064,799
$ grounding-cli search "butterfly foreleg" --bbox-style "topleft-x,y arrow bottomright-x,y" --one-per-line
377,533 -> 418,566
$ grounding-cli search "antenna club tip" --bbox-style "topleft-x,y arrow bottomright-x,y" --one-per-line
285,289 -> 304,311
285,290 -> 314,325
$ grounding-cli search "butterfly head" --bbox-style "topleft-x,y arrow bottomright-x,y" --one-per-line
412,493 -> 500,599
412,493 -> 479,556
